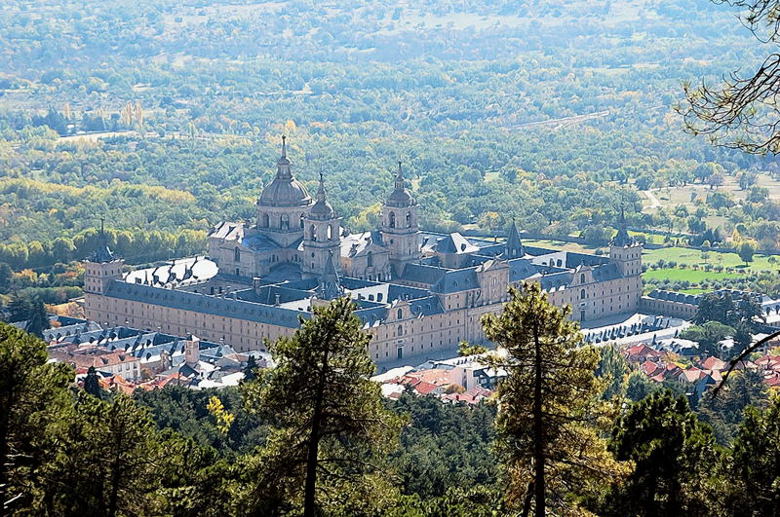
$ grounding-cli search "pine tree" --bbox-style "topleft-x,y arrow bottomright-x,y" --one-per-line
242,297 -> 403,516
721,396 -> 780,517
482,283 -> 627,516
0,323 -> 72,513
602,391 -> 716,516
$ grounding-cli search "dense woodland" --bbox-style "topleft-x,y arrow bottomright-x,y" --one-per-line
1,0 -> 780,306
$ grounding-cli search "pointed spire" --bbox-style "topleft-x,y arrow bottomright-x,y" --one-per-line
309,169 -> 335,219
317,171 -> 326,202
276,135 -> 292,179
611,205 -> 633,247
395,161 -> 405,190
318,250 -> 342,300
90,218 -> 116,263
386,160 -> 414,207
504,218 -> 523,259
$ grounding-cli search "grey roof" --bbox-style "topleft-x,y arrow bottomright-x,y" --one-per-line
508,258 -> 540,282
408,296 -> 445,316
104,281 -> 307,328
538,271 -> 574,290
431,268 -> 479,293
647,289 -> 699,305
591,263 -> 623,282
341,231 -> 385,258
399,263 -> 448,285
435,233 -> 480,255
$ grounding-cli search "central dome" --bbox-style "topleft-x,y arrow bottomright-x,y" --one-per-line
258,136 -> 313,208
259,177 -> 312,207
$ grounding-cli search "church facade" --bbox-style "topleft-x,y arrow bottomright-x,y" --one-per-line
84,138 -> 643,367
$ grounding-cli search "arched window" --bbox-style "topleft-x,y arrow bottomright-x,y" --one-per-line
397,325 -> 403,336
397,308 -> 403,320
299,213 -> 305,228
327,225 -> 333,240
234,247 -> 241,262
406,211 -> 412,228
367,251 -> 373,267
580,289 -> 586,300
310,224 -> 317,242
580,273 -> 585,283
280,214 -> 289,230
389,211 -> 396,228
261,213 -> 269,227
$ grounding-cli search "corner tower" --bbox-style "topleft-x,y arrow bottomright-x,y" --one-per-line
302,173 -> 341,277
609,207 -> 642,277
83,220 -> 124,296
380,162 -> 420,275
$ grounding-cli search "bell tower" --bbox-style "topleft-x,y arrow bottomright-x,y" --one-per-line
302,173 -> 341,277
380,162 -> 420,275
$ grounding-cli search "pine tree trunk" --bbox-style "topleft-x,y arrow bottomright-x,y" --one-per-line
533,323 -> 545,517
304,345 -> 330,517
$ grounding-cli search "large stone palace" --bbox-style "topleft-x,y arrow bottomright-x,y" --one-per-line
84,138 -> 643,366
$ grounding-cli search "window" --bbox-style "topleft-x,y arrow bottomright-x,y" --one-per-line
397,325 -> 403,336
234,247 -> 241,262
300,213 -> 305,228
397,308 -> 403,320
406,211 -> 412,228
389,211 -> 396,228
261,213 -> 269,227
580,289 -> 586,300
367,251 -> 373,267
280,214 -> 289,229
327,224 -> 333,240
310,224 -> 317,242
580,273 -> 585,283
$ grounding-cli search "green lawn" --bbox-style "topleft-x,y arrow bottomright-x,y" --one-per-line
643,268 -> 740,282
643,246 -> 778,273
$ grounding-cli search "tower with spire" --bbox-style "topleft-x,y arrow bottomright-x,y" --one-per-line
380,161 -> 420,275
503,219 -> 524,259
609,206 -> 642,277
316,250 -> 343,300
83,219 -> 124,296
302,172 -> 342,277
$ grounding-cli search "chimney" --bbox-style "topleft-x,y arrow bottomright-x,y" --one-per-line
184,335 -> 200,367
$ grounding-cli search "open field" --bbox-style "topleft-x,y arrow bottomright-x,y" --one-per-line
643,268 -> 739,282
643,246 -> 778,273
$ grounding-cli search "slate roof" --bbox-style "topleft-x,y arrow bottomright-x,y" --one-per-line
431,268 -> 479,293
647,289 -> 699,305
399,263 -> 448,285
340,230 -> 385,258
508,258 -> 540,282
592,263 -> 623,282
104,281 -> 307,328
435,233 -> 480,254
